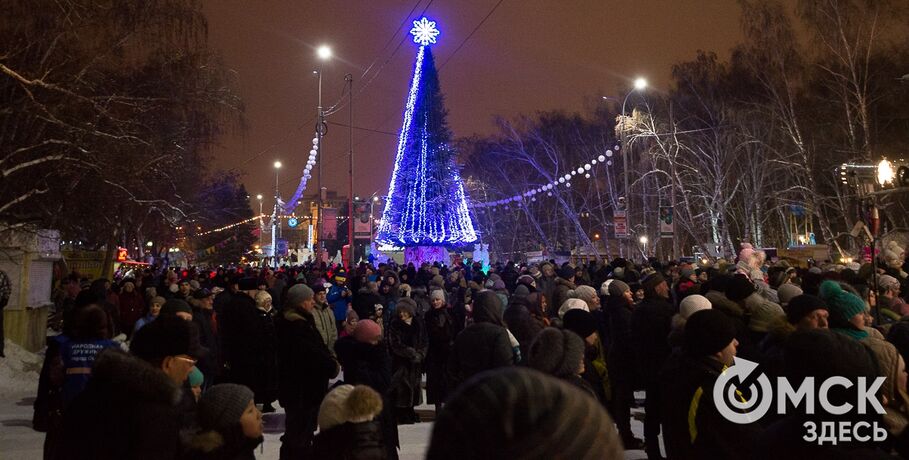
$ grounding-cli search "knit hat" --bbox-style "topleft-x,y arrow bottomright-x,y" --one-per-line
528,266 -> 541,279
513,285 -> 531,297
878,274 -> 901,291
189,280 -> 201,291
679,294 -> 712,319
197,384 -> 254,432
161,299 -> 193,317
725,275 -> 756,302
562,309 -> 598,339
612,267 -> 625,280
131,315 -> 204,362
352,319 -> 382,343
188,366 -> 204,387
528,328 -> 585,378
777,283 -> 803,307
785,294 -> 827,325
680,268 -> 695,280
430,289 -> 446,302
427,367 -> 623,460
192,288 -> 213,300
558,298 -> 589,318
150,296 -> 166,307
683,309 -> 737,357
517,275 -> 535,287
318,384 -> 384,432
818,280 -> 866,325
748,299 -> 786,333
569,285 -> 597,301
310,283 -> 327,294
607,280 -> 630,297
285,284 -> 314,308
558,266 -> 576,280
431,275 -> 445,288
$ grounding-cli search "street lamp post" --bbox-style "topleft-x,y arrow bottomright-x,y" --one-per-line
315,45 -> 331,264
256,194 -> 263,249
619,77 -> 647,258
273,161 -> 282,269
639,235 -> 648,261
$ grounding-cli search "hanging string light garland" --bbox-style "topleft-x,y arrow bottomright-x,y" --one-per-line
194,213 -> 314,236
283,133 -> 319,214
469,145 -> 618,209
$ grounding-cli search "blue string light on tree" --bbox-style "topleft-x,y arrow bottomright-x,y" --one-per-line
376,17 -> 478,250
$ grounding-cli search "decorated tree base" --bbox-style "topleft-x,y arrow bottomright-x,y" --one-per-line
404,245 -> 450,266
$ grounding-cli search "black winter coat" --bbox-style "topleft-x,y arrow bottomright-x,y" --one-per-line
424,307 -> 456,404
606,296 -> 637,389
275,308 -> 339,409
503,299 -> 542,360
60,349 -> 182,460
446,323 -> 513,392
660,352 -> 760,460
631,295 -> 674,386
387,318 -> 426,409
192,307 -> 220,382
312,421 -> 387,460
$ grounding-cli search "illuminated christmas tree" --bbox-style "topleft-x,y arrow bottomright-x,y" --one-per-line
376,17 -> 478,252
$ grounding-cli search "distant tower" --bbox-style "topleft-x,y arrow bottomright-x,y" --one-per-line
376,17 -> 478,263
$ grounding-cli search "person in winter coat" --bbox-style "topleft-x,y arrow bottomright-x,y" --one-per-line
327,272 -> 353,331
424,290 -> 456,411
61,316 -> 203,460
117,279 -> 145,338
353,281 -> 383,320
182,384 -> 264,460
311,283 -> 338,354
275,283 -> 340,459
703,275 -> 747,337
563,309 -> 610,406
527,327 -> 595,398
819,280 -> 909,436
427,367 -> 624,460
667,294 -> 712,348
334,320 -> 400,460
725,274 -> 786,362
191,289 -> 220,388
249,289 -> 279,413
604,280 -> 644,449
447,291 -> 514,392
312,385 -> 387,460
550,266 -> 578,318
755,329 -> 891,459
631,273 -> 675,460
503,295 -> 543,361
660,310 -> 759,460
387,298 -> 427,424
133,296 -> 164,335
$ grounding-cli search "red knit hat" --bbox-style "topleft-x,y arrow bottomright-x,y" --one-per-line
353,319 -> 382,343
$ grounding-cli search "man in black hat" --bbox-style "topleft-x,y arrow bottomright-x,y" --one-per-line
61,316 -> 203,459
190,288 -> 220,387
660,309 -> 759,459
631,272 -> 675,459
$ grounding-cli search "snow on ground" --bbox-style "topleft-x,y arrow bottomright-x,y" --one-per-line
0,344 -> 654,459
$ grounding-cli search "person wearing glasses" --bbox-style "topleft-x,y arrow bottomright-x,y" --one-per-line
60,316 -> 204,460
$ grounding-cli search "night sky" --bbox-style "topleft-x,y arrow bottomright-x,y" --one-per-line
201,0 -> 754,209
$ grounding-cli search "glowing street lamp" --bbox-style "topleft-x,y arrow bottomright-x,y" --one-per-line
317,45 -> 332,60
634,77 -> 648,91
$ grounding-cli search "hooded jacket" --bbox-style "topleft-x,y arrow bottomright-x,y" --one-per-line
447,291 -> 513,391
61,349 -> 182,460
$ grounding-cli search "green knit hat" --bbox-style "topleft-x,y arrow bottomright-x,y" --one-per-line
188,366 -> 204,387
818,280 -> 865,325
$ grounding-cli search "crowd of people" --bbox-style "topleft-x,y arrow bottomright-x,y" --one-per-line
25,238 -> 909,459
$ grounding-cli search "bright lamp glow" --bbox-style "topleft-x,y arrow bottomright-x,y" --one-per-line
878,159 -> 895,185
634,77 -> 648,90
256,194 -> 263,200
639,236 -> 648,244
317,45 -> 332,60
274,161 -> 282,169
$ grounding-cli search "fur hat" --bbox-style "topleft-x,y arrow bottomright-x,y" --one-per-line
131,315 -> 204,362
558,265 -> 576,280
285,284 -> 314,308
430,289 -> 446,302
197,384 -> 254,432
777,283 -> 804,307
528,328 -> 585,378
558,298 -> 589,318
318,384 -> 384,432
739,242 -> 755,264
352,319 -> 382,343
679,294 -> 711,319
562,309 -> 597,339
396,297 -> 417,317
607,280 -> 630,297
684,310 -> 736,357
725,275 -> 756,302
427,367 -> 623,460
785,294 -> 827,325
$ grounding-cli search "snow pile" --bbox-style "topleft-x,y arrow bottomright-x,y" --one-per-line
0,339 -> 41,397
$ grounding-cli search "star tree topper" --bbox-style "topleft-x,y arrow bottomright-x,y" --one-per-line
410,17 -> 440,46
